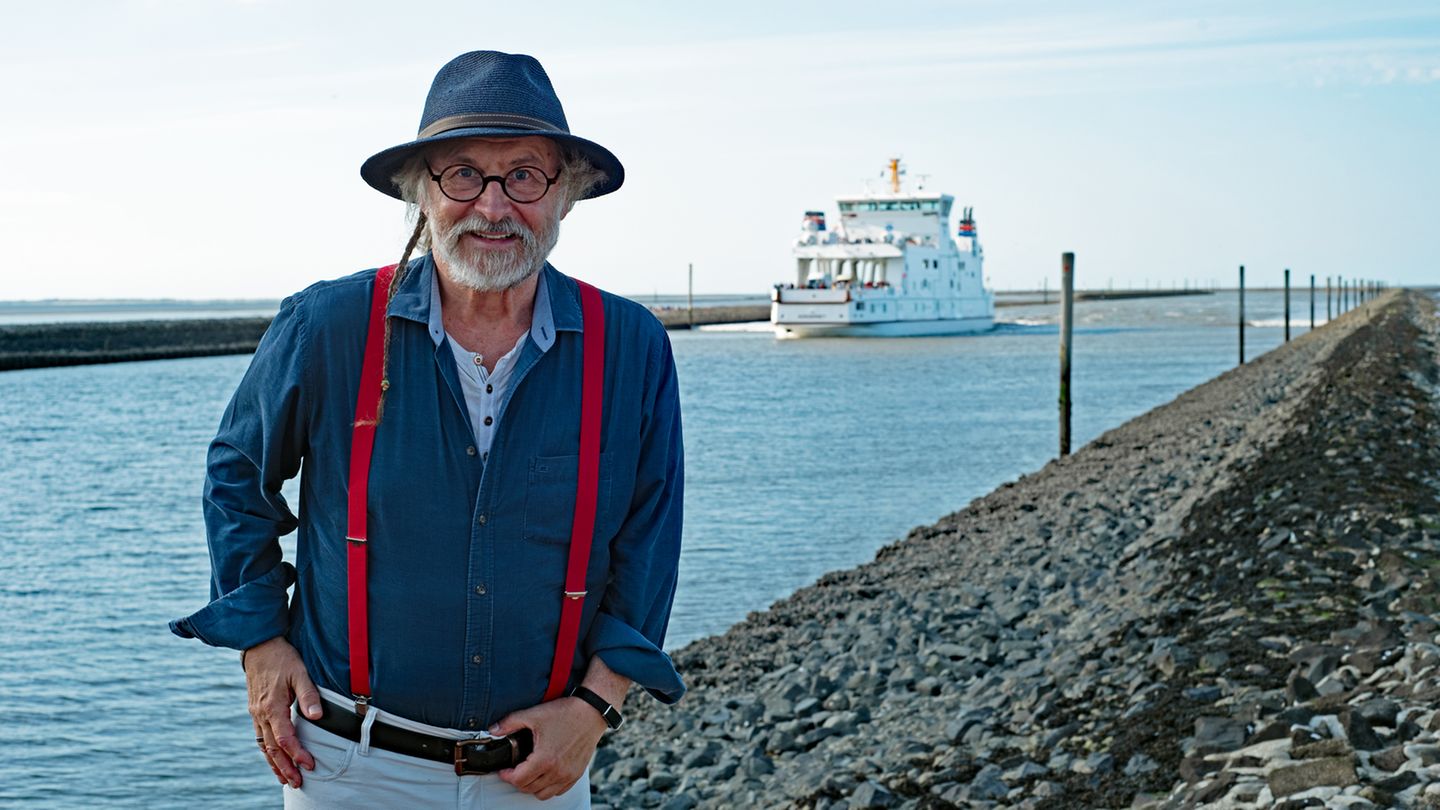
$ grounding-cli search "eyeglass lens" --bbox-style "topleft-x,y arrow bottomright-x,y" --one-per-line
438,165 -> 553,203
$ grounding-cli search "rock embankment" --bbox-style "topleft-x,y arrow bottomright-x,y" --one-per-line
652,305 -> 771,329
0,318 -> 272,371
593,290 -> 1440,809
0,305 -> 771,371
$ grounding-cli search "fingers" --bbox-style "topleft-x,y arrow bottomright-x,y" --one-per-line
535,776 -> 579,801
269,713 -> 316,775
500,749 -> 584,798
506,765 -> 579,799
495,700 -> 601,797
254,724 -> 286,786
244,636 -> 318,787
258,717 -> 305,788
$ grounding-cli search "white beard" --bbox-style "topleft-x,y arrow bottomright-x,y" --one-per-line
430,211 -> 560,292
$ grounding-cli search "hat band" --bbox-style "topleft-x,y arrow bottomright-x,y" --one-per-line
417,113 -> 565,139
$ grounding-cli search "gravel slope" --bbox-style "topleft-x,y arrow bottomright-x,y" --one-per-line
592,290 -> 1440,810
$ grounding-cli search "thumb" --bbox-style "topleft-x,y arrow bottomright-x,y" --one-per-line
488,709 -> 531,738
292,671 -> 323,720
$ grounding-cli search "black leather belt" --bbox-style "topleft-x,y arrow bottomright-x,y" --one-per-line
307,701 -> 534,776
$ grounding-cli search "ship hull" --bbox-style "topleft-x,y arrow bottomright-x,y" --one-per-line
774,315 -> 995,339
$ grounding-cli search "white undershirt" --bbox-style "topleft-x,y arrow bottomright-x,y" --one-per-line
446,331 -> 527,463
426,269 -> 556,463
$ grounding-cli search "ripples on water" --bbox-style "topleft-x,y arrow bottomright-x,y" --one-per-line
0,291 -> 1302,806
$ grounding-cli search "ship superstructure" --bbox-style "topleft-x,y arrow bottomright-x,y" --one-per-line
771,160 -> 995,338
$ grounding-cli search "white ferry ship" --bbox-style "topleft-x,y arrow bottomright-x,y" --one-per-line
771,159 -> 995,338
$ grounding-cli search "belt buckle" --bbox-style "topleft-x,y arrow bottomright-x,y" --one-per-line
453,736 -> 518,776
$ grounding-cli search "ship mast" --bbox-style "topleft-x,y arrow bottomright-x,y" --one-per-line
888,158 -> 901,193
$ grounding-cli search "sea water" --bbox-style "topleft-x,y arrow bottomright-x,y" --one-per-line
0,290 -> 1317,806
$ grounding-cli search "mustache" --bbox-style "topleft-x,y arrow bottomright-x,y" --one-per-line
440,214 -> 536,245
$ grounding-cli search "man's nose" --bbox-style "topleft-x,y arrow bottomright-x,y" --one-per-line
470,180 -> 514,220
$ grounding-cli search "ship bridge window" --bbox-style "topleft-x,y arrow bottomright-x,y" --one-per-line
840,200 -> 929,212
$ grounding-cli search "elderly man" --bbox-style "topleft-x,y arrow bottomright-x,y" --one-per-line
170,51 -> 685,808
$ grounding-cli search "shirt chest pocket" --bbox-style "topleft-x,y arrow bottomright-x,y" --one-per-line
523,453 -> 615,545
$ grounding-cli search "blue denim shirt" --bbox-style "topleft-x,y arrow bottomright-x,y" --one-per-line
170,256 -> 686,729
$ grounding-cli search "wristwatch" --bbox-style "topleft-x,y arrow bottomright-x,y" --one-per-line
568,685 -> 624,730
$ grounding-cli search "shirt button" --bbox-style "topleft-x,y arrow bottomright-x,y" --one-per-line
483,416 -> 493,426
475,584 -> 487,595
467,718 -> 477,729
472,355 -> 483,366
466,445 -> 477,456
472,654 -> 483,665
477,514 -> 488,525
486,384 -> 493,394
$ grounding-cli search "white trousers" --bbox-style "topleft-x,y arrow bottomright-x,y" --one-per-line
282,688 -> 590,809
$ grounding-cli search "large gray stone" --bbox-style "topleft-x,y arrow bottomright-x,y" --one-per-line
1191,716 -> 1248,755
848,780 -> 897,809
1123,753 -> 1159,776
1343,709 -> 1384,750
1370,745 -> 1408,772
1267,756 -> 1358,798
966,764 -> 1008,801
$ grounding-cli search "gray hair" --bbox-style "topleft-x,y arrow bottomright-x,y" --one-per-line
392,142 -> 607,250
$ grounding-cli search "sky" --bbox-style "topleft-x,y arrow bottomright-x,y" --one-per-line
1,1 -> 1437,299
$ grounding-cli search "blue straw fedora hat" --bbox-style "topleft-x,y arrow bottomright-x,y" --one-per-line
360,51 -> 623,201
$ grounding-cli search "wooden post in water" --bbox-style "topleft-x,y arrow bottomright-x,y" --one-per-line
687,263 -> 694,329
1284,268 -> 1291,342
1326,277 -> 1332,321
1059,252 -> 1074,457
1238,265 -> 1246,365
1310,274 -> 1315,330
1339,275 -> 1346,313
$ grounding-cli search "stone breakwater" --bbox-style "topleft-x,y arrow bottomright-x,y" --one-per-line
0,306 -> 771,371
651,305 -> 771,329
593,290 -> 1440,809
0,318 -> 272,371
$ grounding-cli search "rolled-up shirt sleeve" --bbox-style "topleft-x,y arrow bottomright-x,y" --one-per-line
583,328 -> 686,704
169,294 -> 311,650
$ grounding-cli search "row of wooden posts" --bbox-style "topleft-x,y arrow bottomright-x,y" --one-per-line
1237,266 -> 1385,364
1057,255 -> 1387,456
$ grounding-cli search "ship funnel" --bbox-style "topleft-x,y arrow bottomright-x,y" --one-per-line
802,210 -> 827,232
957,207 -> 977,238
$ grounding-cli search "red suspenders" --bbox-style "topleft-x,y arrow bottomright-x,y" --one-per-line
345,265 -> 605,712
344,263 -> 396,706
545,278 -> 606,701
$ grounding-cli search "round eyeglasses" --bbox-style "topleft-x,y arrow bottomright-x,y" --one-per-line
426,163 -> 562,204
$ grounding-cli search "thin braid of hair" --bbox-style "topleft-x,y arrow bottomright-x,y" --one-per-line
374,212 -> 427,424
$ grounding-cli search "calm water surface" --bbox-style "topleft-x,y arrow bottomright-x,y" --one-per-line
0,291 -> 1316,806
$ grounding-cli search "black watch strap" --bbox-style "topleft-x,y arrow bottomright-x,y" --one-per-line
568,685 -> 624,730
